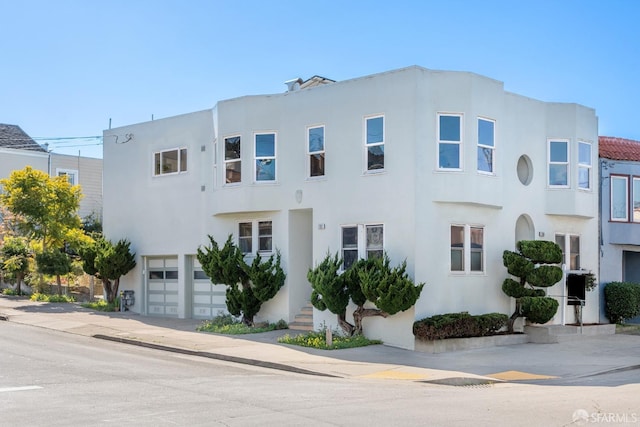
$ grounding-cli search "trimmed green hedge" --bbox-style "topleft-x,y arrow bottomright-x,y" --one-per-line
413,312 -> 508,341
605,282 -> 640,324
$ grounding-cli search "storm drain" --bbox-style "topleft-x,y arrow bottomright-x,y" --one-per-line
420,377 -> 500,388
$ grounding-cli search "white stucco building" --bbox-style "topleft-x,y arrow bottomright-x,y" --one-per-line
104,66 -> 599,349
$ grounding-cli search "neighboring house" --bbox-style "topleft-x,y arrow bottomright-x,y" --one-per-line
0,123 -> 49,178
0,123 -> 103,224
50,153 -> 103,221
599,136 -> 640,323
104,66 -> 599,349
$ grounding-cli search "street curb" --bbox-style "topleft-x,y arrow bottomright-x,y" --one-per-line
93,334 -> 340,378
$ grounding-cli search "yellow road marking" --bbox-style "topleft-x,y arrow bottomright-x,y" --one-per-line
487,370 -> 557,381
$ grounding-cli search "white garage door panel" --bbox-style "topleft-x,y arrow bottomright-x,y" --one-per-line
166,282 -> 179,292
146,257 -> 180,318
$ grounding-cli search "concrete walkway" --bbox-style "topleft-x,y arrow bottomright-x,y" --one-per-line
1,296 -> 639,385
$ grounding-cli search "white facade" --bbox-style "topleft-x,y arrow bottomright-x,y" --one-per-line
104,66 -> 599,349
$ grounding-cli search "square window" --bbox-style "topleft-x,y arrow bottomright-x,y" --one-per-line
548,140 -> 568,187
365,116 -> 384,171
342,226 -> 358,270
258,221 -> 273,253
239,222 -> 252,253
224,136 -> 241,184
450,225 -> 464,271
154,148 -> 187,176
578,142 -> 591,190
438,114 -> 462,170
308,126 -> 325,177
611,176 -> 629,221
255,133 -> 276,181
366,225 -> 384,260
477,119 -> 495,174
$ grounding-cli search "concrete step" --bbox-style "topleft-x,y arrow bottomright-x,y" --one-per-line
288,321 -> 314,331
288,303 -> 314,331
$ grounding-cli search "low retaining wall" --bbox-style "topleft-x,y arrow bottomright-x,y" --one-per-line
414,334 -> 529,354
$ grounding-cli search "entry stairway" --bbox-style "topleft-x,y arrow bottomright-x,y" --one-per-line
288,302 -> 314,331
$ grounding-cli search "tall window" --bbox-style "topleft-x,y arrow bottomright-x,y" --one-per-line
239,220 -> 273,255
308,126 -> 325,177
366,225 -> 384,259
224,136 -> 241,184
450,226 -> 464,271
341,224 -> 384,269
634,178 -> 640,222
154,148 -> 187,176
556,234 -> 580,270
255,133 -> 276,182
470,227 -> 484,271
365,116 -> 384,171
477,118 -> 495,174
611,175 -> 629,222
342,226 -> 358,269
438,114 -> 462,170
450,225 -> 484,273
548,140 -> 568,186
578,141 -> 592,190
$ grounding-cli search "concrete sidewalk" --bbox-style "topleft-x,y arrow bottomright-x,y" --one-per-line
1,296 -> 639,385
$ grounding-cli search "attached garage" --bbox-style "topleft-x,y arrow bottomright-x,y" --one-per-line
146,257 -> 179,317
191,258 -> 227,319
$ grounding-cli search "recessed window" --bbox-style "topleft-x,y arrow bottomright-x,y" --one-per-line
255,133 -> 276,182
224,136 -> 241,184
548,140 -> 568,187
578,141 -> 592,190
154,148 -> 187,176
633,178 -> 640,222
342,226 -> 358,270
341,224 -> 384,269
477,118 -> 495,174
611,175 -> 629,222
451,224 -> 484,273
239,220 -> 273,255
556,233 -> 580,270
438,114 -> 462,170
308,126 -> 325,177
517,155 -> 533,186
365,116 -> 384,171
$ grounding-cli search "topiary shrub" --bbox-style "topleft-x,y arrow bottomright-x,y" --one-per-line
413,312 -> 508,340
519,296 -> 559,324
605,282 -> 640,324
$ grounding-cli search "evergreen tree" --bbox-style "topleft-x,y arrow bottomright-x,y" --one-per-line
502,240 -> 563,332
309,252 -> 424,336
0,236 -> 30,295
80,237 -> 136,303
36,250 -> 71,295
197,235 -> 286,326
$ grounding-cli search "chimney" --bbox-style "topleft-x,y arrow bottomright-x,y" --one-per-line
284,78 -> 303,92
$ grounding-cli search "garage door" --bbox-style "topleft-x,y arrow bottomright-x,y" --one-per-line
147,257 -> 179,317
192,259 -> 227,319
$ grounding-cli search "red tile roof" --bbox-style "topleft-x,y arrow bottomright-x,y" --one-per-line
599,136 -> 640,161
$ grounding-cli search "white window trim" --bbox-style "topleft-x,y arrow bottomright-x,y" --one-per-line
611,175 -> 629,222
340,223 -> 385,270
56,168 -> 79,185
223,135 -> 242,185
578,140 -> 592,191
633,177 -> 640,223
307,125 -> 325,179
437,113 -> 464,171
153,147 -> 187,176
364,115 -> 385,174
477,117 -> 495,175
450,224 -> 485,274
254,132 -> 277,183
555,233 -> 581,272
237,219 -> 273,257
547,139 -> 570,188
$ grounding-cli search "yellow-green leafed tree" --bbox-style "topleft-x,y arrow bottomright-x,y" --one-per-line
0,166 -> 82,252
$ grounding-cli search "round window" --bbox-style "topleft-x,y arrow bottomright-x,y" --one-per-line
517,155 -> 533,186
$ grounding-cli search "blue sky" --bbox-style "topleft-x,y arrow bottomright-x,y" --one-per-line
1,0 -> 638,158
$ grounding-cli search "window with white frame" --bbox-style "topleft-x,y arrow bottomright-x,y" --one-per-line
308,126 -> 325,177
341,224 -> 384,270
555,234 -> 580,270
154,148 -> 187,176
477,118 -> 495,174
450,224 -> 484,273
224,136 -> 241,184
255,133 -> 276,182
238,220 -> 273,255
365,116 -> 384,171
438,114 -> 462,170
611,175 -> 629,222
548,140 -> 569,186
578,141 -> 592,190
57,169 -> 78,186
634,178 -> 640,222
